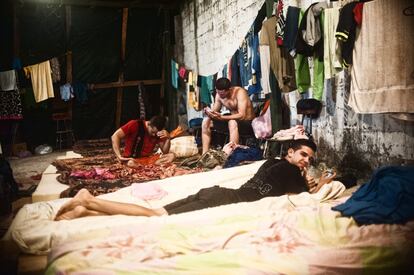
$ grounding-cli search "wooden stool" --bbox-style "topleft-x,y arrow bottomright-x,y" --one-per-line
52,112 -> 75,150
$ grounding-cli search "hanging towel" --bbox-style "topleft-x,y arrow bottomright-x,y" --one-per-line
171,60 -> 179,89
199,75 -> 213,105
348,0 -> 414,114
23,61 -> 54,103
0,70 -> 17,91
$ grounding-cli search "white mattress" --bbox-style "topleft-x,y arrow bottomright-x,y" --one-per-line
4,160 -> 267,254
31,151 -> 82,203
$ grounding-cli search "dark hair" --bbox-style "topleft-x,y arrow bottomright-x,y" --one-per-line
149,116 -> 166,130
215,77 -> 231,90
288,139 -> 317,153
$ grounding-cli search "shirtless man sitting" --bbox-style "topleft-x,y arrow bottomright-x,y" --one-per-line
202,77 -> 255,154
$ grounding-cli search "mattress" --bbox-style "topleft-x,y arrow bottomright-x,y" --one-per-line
31,151 -> 83,203
3,160 -> 266,254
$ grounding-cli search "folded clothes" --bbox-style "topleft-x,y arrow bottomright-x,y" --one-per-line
269,125 -> 307,141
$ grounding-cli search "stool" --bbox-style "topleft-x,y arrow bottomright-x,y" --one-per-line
262,139 -> 288,159
296,99 -> 322,138
52,112 -> 75,150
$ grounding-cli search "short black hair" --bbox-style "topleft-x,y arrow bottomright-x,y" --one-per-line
215,77 -> 231,90
288,139 -> 317,153
149,116 -> 166,130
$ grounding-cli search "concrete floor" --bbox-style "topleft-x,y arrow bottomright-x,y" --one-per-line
1,151 -> 66,238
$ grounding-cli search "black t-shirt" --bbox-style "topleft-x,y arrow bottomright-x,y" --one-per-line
236,158 -> 308,202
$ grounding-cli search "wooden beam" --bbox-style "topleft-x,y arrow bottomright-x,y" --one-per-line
92,79 -> 163,90
115,7 -> 129,129
17,0 -> 179,9
13,1 -> 20,57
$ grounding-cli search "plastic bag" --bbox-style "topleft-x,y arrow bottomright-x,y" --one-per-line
34,144 -> 53,155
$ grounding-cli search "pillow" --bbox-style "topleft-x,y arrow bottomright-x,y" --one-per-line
169,136 -> 199,158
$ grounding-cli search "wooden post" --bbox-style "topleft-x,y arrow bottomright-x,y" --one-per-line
115,7 -> 128,129
65,6 -> 72,83
163,9 -> 177,130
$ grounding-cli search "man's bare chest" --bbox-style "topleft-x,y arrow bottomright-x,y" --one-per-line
221,98 -> 238,110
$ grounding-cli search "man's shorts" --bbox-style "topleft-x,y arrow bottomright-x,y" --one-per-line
213,119 -> 254,135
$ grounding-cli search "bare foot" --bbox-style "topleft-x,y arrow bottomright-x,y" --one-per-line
55,205 -> 87,221
55,189 -> 93,220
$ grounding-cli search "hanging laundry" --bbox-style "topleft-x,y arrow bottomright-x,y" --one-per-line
230,52 -> 241,87
186,70 -> 203,123
348,0 -> 414,114
296,2 -> 326,60
12,57 -> 22,70
221,64 -> 228,78
247,32 -> 263,96
265,0 -> 275,19
283,6 -> 301,57
59,83 -> 74,101
72,82 -> 88,104
353,3 -> 364,26
260,16 -> 296,93
137,83 -> 146,120
50,57 -> 61,83
171,60 -> 179,89
238,34 -> 252,88
23,60 -> 54,103
275,0 -> 286,46
199,75 -> 213,105
295,7 -> 325,100
0,70 -> 17,91
0,90 -> 23,120
323,7 -> 342,79
335,2 -> 360,68
178,66 -> 189,82
259,44 -> 271,96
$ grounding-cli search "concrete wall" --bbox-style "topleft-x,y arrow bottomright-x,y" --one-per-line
176,0 -> 265,74
176,0 -> 414,175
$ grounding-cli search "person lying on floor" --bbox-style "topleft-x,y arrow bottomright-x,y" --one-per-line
55,139 -> 335,220
111,115 -> 175,166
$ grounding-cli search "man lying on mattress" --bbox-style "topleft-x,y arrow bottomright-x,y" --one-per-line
55,139 -> 335,220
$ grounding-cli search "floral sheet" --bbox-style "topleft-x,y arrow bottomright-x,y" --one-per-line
45,187 -> 414,274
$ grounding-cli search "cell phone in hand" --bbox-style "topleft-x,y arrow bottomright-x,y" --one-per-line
325,169 -> 334,178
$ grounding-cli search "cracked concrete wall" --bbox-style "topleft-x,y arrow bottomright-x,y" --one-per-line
176,0 -> 265,75
176,0 -> 414,175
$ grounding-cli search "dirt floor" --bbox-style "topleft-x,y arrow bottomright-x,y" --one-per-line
0,151 -> 67,238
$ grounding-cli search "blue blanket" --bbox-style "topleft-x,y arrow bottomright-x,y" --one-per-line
332,166 -> 414,225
